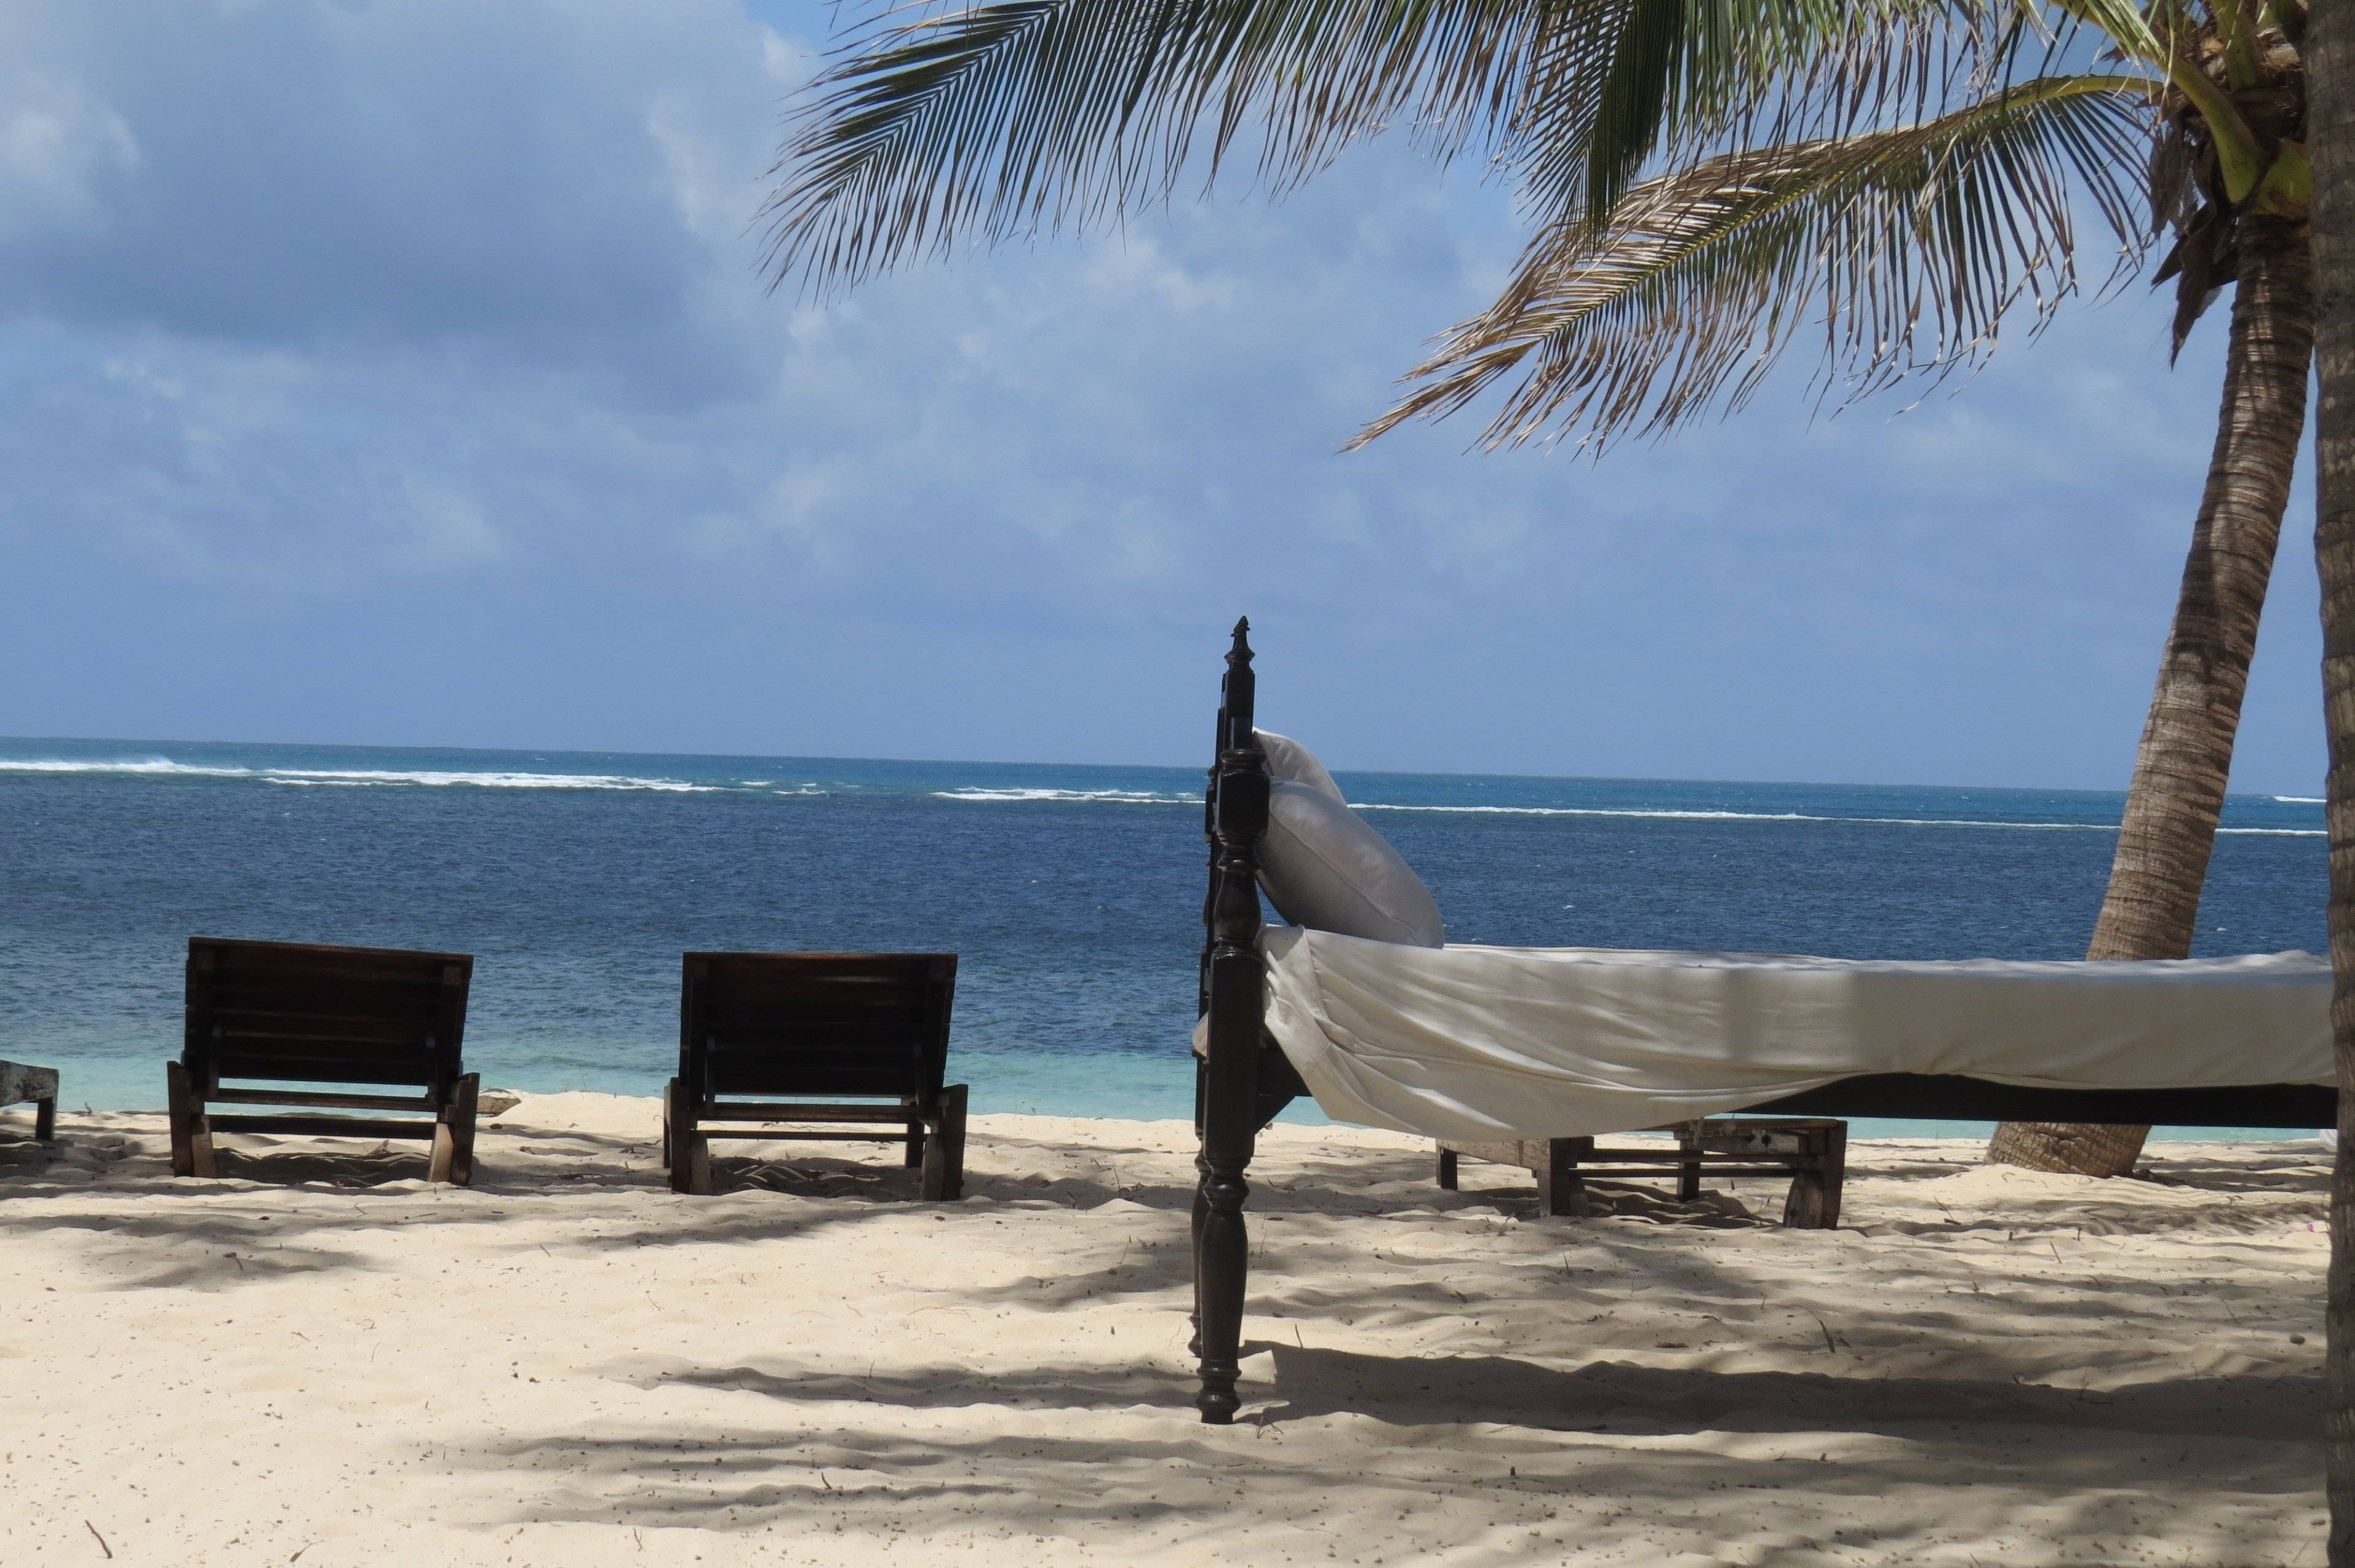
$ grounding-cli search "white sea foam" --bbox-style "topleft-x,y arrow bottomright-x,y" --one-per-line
1354,802 -> 2327,836
260,768 -> 717,792
1354,802 -> 2116,830
934,787 -> 1195,805
927,784 -> 2330,833
2275,795 -> 2326,804
0,757 -> 716,792
1356,802 -> 1824,822
0,757 -> 253,778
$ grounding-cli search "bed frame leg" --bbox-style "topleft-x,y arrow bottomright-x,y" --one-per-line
1675,1121 -> 1704,1202
1187,1157 -> 1209,1359
33,1093 -> 55,1144
1193,618 -> 1268,1425
1435,1147 -> 1458,1190
1537,1137 -> 1591,1218
1783,1122 -> 1847,1229
1194,1150 -> 1252,1423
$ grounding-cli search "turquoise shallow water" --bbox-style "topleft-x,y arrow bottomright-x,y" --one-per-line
0,737 -> 2330,1142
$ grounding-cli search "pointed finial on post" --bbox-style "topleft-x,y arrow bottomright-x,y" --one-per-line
1221,616 -> 1257,744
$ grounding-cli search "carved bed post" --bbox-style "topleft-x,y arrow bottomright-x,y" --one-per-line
1195,617 -> 1268,1423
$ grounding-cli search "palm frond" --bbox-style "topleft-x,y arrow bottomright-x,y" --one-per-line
1509,0 -> 1965,233
763,0 -> 1957,294
764,0 -> 1518,290
1354,72 -> 2159,451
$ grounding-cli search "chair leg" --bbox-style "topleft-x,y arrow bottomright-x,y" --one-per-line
166,1061 -> 216,1178
920,1123 -> 947,1200
442,1074 -> 480,1187
167,1061 -> 194,1176
904,1115 -> 924,1168
665,1080 -> 710,1194
1435,1145 -> 1459,1191
919,1085 -> 967,1202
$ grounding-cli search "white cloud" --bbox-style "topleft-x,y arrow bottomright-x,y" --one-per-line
0,73 -> 139,240
397,476 -> 504,568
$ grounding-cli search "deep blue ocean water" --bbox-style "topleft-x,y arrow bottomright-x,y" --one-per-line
0,736 -> 2331,1141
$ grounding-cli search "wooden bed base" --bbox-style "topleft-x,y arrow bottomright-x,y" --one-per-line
1437,1117 -> 1850,1226
1191,620 -> 2338,1423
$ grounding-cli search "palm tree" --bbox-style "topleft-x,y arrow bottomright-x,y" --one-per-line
2300,0 -> 2354,1550
766,1 -> 2316,1177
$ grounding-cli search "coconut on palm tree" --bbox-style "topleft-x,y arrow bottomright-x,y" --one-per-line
767,1 -> 2316,1176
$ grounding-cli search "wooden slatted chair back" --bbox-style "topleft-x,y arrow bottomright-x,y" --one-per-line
681,952 -> 955,1103
185,937 -> 472,1097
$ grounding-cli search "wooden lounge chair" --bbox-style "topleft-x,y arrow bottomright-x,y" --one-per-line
663,952 -> 968,1200
167,937 -> 480,1184
0,1060 -> 58,1143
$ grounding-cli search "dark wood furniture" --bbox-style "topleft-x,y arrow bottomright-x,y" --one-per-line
0,1061 -> 58,1143
168,937 -> 479,1184
662,952 -> 968,1200
1438,1119 -> 1850,1225
1190,619 -> 2338,1424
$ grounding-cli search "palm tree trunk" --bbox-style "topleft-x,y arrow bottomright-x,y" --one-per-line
2310,2 -> 2355,1550
1989,215 -> 2315,1178
2321,282 -> 2355,1562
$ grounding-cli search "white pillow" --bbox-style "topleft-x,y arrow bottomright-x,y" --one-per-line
1255,729 -> 1344,801
1250,732 -> 1444,947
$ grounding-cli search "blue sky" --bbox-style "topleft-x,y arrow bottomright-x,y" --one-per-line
0,0 -> 2324,793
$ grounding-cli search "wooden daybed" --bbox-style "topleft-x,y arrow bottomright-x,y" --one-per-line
1188,620 -> 2337,1424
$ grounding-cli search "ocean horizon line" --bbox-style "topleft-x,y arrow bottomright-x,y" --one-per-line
0,730 -> 2324,806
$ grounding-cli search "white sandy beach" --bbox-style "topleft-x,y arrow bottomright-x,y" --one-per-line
0,1094 -> 2331,1566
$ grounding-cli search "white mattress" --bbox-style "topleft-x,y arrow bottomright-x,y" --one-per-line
1257,926 -> 2335,1141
